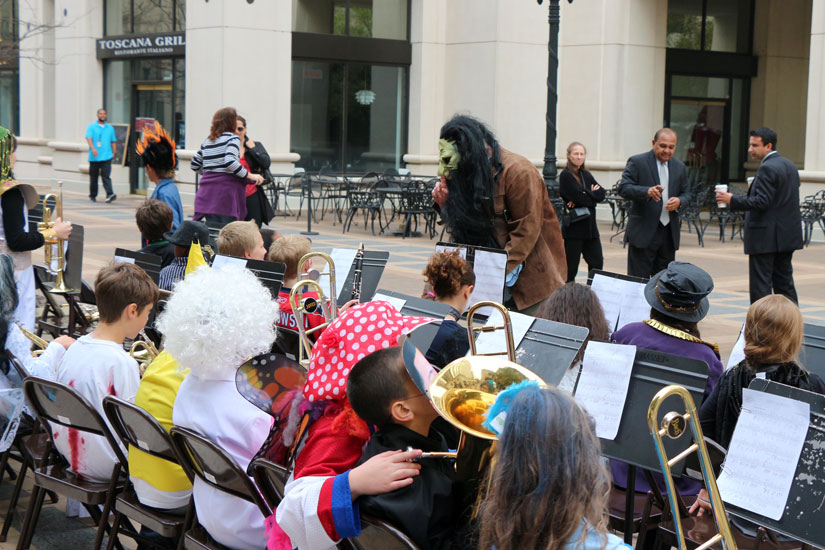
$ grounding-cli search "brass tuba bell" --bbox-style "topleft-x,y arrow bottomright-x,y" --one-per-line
429,355 -> 546,478
288,252 -> 339,371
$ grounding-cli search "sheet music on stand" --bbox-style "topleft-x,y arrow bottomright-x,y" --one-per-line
435,242 -> 507,312
211,255 -> 285,298
801,322 -> 825,379
336,249 -> 390,307
721,379 -> 825,549
727,323 -> 746,370
591,346 -> 709,473
587,270 -> 649,333
113,247 -> 162,284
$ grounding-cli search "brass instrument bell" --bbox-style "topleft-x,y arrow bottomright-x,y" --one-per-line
37,181 -> 73,293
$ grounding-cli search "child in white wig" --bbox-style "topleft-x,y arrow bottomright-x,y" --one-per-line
162,266 -> 279,550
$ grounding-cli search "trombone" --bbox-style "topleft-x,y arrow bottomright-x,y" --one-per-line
288,252 -> 338,370
648,385 -> 737,550
38,181 -> 73,293
466,301 -> 517,362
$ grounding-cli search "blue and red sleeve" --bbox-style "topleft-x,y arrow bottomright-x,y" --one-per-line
317,472 -> 361,540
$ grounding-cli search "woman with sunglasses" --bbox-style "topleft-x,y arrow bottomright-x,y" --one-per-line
236,115 -> 275,228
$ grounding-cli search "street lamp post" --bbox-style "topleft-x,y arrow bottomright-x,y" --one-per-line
537,0 -> 572,197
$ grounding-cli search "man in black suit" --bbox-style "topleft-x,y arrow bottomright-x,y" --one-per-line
716,127 -> 802,303
619,128 -> 691,278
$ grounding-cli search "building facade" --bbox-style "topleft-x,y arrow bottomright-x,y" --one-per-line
6,0 -> 825,197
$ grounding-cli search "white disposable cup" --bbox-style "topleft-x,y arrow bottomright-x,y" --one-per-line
715,184 -> 728,208
747,176 -> 755,186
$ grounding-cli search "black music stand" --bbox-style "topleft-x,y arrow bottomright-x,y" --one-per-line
114,248 -> 162,284
374,290 -> 453,354
212,254 -> 286,298
64,224 -> 84,291
336,250 -> 390,307
586,347 -> 709,542
586,269 -> 648,286
723,379 -> 825,549
517,319 -> 588,385
801,322 -> 825,379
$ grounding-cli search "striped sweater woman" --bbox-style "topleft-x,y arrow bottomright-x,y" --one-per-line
192,107 -> 264,223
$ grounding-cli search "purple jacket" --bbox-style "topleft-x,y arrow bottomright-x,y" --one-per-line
193,171 -> 248,221
609,321 -> 723,496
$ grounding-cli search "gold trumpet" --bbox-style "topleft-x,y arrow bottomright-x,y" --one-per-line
38,181 -> 73,293
466,301 -> 517,362
648,385 -> 737,550
19,325 -> 48,357
429,355 -> 545,479
129,331 -> 160,375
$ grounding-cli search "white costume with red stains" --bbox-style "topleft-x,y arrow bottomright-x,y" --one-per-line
53,334 -> 139,481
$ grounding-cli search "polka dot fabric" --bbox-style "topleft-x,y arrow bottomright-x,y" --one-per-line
302,301 -> 433,403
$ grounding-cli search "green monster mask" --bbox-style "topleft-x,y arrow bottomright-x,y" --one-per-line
437,139 -> 460,180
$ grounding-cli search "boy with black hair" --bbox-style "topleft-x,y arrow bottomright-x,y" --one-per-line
136,199 -> 175,267
136,120 -> 183,230
347,344 -> 459,550
53,262 -> 158,482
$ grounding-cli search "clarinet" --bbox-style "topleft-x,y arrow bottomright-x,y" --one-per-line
351,243 -> 365,302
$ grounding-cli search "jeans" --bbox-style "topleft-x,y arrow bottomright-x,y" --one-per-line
89,159 -> 114,198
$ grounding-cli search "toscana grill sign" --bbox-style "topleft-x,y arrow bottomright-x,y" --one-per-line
96,32 -> 185,60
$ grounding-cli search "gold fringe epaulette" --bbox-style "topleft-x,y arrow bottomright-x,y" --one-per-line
644,319 -> 721,357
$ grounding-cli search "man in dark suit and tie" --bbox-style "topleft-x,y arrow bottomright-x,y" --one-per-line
715,127 -> 802,303
619,128 -> 691,278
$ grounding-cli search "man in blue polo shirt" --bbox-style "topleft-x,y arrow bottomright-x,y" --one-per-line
85,108 -> 117,203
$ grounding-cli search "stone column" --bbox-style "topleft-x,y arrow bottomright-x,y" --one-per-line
184,0 -> 297,176
558,0 -> 668,185
803,0 -> 825,177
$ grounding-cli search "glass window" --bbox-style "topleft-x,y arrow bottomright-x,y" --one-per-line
291,60 -> 407,173
671,76 -> 729,98
666,0 -> 752,54
666,0 -> 703,50
0,71 -> 18,133
105,0 -> 185,35
293,0 -> 407,40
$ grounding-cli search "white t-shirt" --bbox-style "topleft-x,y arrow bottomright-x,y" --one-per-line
173,371 -> 273,550
53,334 -> 139,482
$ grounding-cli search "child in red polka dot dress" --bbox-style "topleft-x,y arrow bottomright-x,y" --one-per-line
273,301 -> 435,550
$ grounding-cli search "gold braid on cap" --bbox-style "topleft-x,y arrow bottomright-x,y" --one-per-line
654,280 -> 702,312
644,319 -> 720,357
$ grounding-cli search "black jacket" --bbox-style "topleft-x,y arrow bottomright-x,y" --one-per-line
559,169 -> 606,240
243,139 -> 272,178
730,152 -> 803,255
357,423 -> 461,550
618,150 -> 690,249
699,360 -> 825,450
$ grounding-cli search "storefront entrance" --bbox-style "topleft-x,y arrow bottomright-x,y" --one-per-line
129,82 -> 173,194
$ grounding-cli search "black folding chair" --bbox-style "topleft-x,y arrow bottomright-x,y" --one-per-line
20,377 -> 128,550
340,515 -> 420,550
102,396 -> 194,550
249,457 -> 289,510
169,426 -> 271,550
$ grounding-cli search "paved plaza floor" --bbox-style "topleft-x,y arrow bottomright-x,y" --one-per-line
0,184 -> 821,548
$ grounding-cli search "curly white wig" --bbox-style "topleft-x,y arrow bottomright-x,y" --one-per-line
156,266 -> 278,378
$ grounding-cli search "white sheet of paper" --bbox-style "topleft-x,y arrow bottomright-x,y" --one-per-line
470,310 -> 535,357
616,280 -> 650,331
574,341 -> 636,440
717,389 -> 810,520
590,274 -> 622,332
372,293 -> 407,312
468,249 -> 507,309
113,255 -> 135,265
211,255 -> 247,272
434,244 -> 467,259
321,248 -> 359,300
727,324 -> 746,370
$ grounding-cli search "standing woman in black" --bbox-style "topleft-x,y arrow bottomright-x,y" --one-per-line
560,142 -> 606,282
236,116 -> 275,228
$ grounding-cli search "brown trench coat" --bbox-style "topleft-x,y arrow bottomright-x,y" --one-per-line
491,148 -> 567,310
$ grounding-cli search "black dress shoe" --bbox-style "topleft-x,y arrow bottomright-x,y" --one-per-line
105,194 -> 117,203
